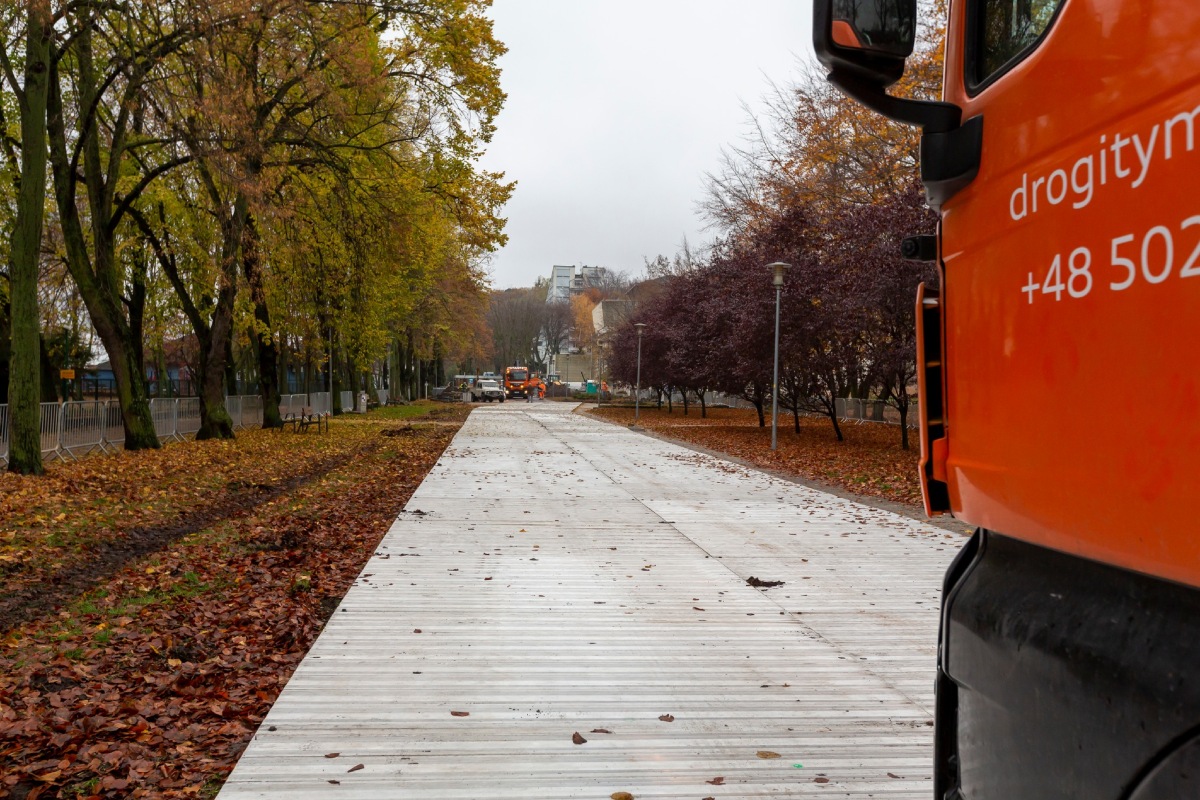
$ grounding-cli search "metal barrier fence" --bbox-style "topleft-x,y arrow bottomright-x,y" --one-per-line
228,395 -> 264,430
279,393 -> 307,418
177,398 -> 202,438
61,401 -> 107,459
310,392 -> 331,416
150,398 -> 180,443
642,391 -> 918,428
835,398 -> 919,427
0,392 -> 334,466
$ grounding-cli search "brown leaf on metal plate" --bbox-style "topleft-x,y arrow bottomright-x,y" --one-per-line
888,772 -> 903,778
814,776 -> 830,783
347,763 -> 364,773
324,752 -> 339,758
610,793 -> 634,800
706,776 -> 725,785
450,711 -> 470,717
757,750 -> 781,759
590,728 -> 612,734
572,732 -> 587,744
658,714 -> 674,722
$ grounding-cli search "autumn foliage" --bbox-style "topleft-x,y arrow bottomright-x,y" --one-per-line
610,3 -> 948,449
0,405 -> 467,798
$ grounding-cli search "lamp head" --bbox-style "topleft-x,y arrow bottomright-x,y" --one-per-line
766,261 -> 791,287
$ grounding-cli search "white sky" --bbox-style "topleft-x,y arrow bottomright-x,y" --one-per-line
478,0 -> 814,290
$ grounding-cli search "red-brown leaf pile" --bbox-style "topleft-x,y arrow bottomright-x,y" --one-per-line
589,405 -> 922,507
0,405 -> 467,799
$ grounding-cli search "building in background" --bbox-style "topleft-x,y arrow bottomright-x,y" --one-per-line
546,264 -> 607,303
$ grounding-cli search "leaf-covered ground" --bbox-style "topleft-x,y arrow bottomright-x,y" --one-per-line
587,404 -> 923,507
1,400 -> 921,799
0,403 -> 468,800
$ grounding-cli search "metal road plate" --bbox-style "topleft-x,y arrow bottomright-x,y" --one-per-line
219,403 -> 960,799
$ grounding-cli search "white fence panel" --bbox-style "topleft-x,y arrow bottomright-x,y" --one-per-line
61,401 -> 106,458
226,396 -> 242,430
150,398 -> 179,442
279,393 -> 306,418
40,403 -> 63,461
241,395 -> 264,428
339,391 -> 353,413
101,401 -> 124,452
177,398 -> 202,437
309,392 -> 331,416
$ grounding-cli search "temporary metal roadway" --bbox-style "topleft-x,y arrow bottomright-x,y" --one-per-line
219,402 -> 962,798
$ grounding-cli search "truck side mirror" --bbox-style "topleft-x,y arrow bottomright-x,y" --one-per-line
813,0 -> 981,209
815,0 -> 916,87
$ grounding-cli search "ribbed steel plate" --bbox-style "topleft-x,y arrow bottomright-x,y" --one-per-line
218,403 -> 962,798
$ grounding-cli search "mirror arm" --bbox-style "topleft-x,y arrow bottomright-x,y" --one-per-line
828,70 -> 962,133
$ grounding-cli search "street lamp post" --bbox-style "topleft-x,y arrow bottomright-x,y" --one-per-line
596,336 -> 604,409
767,262 -> 791,451
634,323 -> 646,424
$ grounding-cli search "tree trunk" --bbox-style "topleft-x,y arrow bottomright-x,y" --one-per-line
0,297 -> 11,403
898,397 -> 910,450
193,195 -> 244,441
6,3 -> 53,474
39,336 -> 59,402
331,327 -> 343,414
827,404 -> 844,442
242,216 -> 282,428
754,397 -> 765,428
45,24 -> 159,451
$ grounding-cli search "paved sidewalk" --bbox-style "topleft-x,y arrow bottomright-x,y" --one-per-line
219,403 -> 962,798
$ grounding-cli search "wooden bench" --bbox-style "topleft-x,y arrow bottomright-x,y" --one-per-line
279,406 -> 328,433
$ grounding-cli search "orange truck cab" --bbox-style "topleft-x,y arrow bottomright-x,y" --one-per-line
503,366 -> 531,399
814,0 -> 1200,796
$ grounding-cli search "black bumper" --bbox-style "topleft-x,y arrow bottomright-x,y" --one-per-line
938,531 -> 1200,799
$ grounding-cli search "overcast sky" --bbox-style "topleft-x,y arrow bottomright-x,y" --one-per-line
477,1 -> 813,290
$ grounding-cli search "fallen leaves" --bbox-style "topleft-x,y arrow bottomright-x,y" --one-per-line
572,732 -> 587,745
0,407 -> 466,799
450,711 -> 471,717
588,406 -> 922,506
757,750 -> 782,759
658,714 -> 675,722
